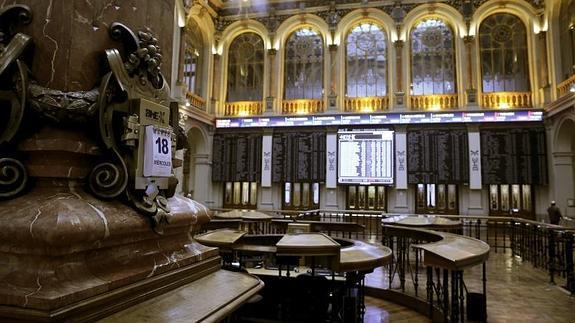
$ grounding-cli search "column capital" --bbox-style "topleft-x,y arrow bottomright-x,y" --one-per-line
267,48 -> 277,56
463,35 -> 475,44
329,44 -> 338,52
394,39 -> 404,49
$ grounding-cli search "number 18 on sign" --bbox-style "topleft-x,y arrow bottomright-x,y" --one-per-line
144,125 -> 173,177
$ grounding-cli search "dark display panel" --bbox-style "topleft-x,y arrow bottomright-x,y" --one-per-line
481,128 -> 547,184
407,128 -> 469,184
272,132 -> 326,183
212,133 -> 262,182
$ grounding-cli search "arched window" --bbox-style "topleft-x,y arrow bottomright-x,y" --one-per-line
346,22 -> 387,97
183,19 -> 204,95
479,13 -> 529,93
284,28 -> 324,100
227,33 -> 265,102
559,0 -> 575,81
410,18 -> 456,95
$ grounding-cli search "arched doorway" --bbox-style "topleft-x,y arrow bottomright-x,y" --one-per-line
552,117 -> 575,220
183,126 -> 209,203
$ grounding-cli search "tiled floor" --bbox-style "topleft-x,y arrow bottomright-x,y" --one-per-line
364,249 -> 575,322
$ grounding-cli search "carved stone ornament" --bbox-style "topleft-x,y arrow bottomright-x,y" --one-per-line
0,10 -> 187,234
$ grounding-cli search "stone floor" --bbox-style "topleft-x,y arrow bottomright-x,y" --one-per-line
364,249 -> 575,322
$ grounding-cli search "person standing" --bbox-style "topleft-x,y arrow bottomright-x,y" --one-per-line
547,201 -> 563,225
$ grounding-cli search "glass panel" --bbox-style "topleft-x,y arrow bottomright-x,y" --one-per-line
417,184 -> 425,208
224,182 -> 233,205
427,184 -> 436,208
358,186 -> 366,209
410,18 -> 456,95
490,185 -> 499,211
522,184 -> 531,211
250,182 -> 258,206
233,182 -> 241,205
346,22 -> 387,97
448,185 -> 457,210
377,186 -> 386,210
285,28 -> 324,100
242,182 -> 250,205
367,186 -> 376,209
293,183 -> 301,207
284,182 -> 291,205
349,186 -> 356,209
302,183 -> 310,207
437,184 -> 446,210
184,19 -> 203,95
227,33 -> 265,102
511,184 -> 520,210
312,183 -> 320,205
479,13 -> 530,92
500,185 -> 510,211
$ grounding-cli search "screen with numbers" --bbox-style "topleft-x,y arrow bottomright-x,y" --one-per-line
338,129 -> 394,184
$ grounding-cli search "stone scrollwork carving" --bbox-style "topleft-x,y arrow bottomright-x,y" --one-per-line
0,5 -> 32,198
0,11 -> 186,234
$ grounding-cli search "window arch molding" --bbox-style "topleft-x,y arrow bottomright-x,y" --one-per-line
218,20 -> 270,113
401,5 -> 465,104
472,3 -> 540,103
548,0 -> 572,94
275,14 -> 330,111
183,15 -> 214,101
336,9 -> 395,108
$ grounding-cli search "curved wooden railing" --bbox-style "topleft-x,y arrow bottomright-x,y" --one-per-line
480,91 -> 532,109
223,100 -> 263,116
282,99 -> 324,114
185,91 -> 206,110
557,74 -> 575,98
344,96 -> 389,112
410,94 -> 458,110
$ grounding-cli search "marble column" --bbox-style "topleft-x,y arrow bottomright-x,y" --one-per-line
0,2 -> 219,321
394,40 -> 405,108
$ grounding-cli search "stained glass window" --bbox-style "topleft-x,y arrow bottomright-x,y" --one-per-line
227,32 -> 265,102
284,28 -> 324,100
410,18 -> 456,95
346,22 -> 387,97
479,14 -> 530,93
184,19 -> 203,95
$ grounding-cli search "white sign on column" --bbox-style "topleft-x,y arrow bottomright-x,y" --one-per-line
261,134 -> 272,187
326,133 -> 337,188
395,131 -> 407,189
468,131 -> 482,189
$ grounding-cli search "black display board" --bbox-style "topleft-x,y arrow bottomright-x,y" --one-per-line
212,133 -> 261,182
481,127 -> 547,184
272,132 -> 325,183
407,128 -> 469,184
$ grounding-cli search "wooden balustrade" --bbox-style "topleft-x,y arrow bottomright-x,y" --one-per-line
282,99 -> 324,114
185,92 -> 206,110
480,91 -> 532,109
223,101 -> 263,116
344,96 -> 389,112
410,94 -> 458,110
557,74 -> 575,98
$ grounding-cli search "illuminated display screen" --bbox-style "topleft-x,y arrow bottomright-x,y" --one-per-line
215,110 -> 544,128
338,129 -> 394,185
